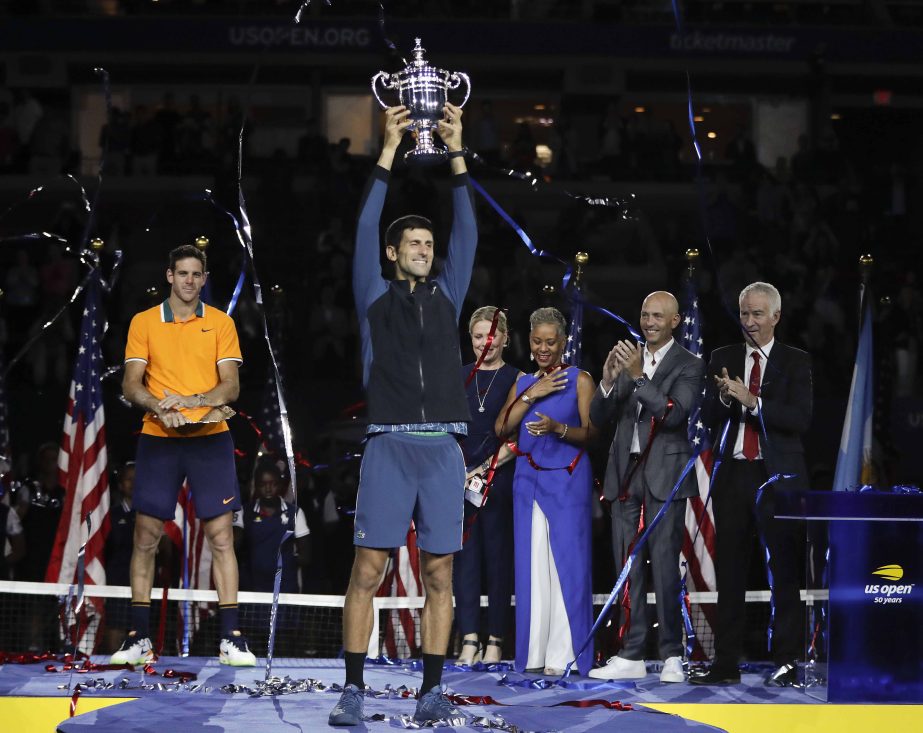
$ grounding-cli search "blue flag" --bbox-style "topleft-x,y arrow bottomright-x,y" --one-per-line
833,283 -> 875,490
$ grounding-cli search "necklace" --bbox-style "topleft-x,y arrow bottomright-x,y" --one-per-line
474,366 -> 502,413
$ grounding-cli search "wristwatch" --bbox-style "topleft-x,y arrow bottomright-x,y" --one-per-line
634,375 -> 647,388
194,393 -> 207,407
521,394 -> 534,405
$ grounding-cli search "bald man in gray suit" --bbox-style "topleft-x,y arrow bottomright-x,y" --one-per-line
588,291 -> 705,683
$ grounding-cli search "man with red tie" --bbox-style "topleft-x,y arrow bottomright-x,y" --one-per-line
691,281 -> 813,688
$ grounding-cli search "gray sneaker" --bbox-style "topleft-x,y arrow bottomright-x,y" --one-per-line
328,683 -> 364,726
413,685 -> 465,725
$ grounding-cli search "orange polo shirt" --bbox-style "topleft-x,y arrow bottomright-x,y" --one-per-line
124,299 -> 242,438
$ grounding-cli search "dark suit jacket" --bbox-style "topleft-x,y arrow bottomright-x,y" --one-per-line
703,341 -> 813,491
590,341 -> 705,502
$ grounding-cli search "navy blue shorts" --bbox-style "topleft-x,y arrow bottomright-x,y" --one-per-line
133,432 -> 240,520
354,432 -> 465,554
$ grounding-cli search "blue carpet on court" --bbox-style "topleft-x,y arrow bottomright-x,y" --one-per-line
0,656 -> 818,731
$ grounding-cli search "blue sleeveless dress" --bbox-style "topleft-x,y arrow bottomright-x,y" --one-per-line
512,367 -> 593,675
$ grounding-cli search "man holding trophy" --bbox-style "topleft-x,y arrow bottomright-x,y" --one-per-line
329,99 -> 477,726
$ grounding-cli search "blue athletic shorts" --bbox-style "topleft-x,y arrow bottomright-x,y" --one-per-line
133,432 -> 241,520
354,432 -> 465,554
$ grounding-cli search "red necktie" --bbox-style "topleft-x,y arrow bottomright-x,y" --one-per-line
742,352 -> 761,461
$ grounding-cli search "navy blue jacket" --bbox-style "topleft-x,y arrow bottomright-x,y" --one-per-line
353,166 -> 478,426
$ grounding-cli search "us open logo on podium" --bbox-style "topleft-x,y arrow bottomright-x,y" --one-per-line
865,564 -> 914,604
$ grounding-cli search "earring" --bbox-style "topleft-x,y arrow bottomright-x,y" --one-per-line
529,353 -> 534,361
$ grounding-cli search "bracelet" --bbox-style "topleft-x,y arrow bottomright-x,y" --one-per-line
521,394 -> 533,405
447,148 -> 467,159
559,424 -> 569,440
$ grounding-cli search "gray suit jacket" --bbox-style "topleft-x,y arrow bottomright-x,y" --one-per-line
590,341 -> 705,502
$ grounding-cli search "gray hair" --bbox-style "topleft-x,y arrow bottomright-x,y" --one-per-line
468,306 -> 508,334
529,307 -> 567,338
739,281 -> 781,314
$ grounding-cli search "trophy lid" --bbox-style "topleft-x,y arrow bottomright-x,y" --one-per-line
411,38 -> 428,67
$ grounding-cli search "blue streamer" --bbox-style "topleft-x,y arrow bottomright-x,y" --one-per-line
265,529 -> 295,680
753,472 -> 797,651
181,491 -> 191,657
470,177 -> 642,342
565,451 -> 701,677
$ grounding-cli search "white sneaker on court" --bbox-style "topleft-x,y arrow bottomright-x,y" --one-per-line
110,633 -> 154,666
219,634 -> 256,666
587,655 -> 647,680
660,656 -> 685,683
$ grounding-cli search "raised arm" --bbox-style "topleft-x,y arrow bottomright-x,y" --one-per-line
435,103 -> 477,315
352,106 -> 411,317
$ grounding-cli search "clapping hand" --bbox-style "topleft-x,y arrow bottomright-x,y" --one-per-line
714,367 -> 758,409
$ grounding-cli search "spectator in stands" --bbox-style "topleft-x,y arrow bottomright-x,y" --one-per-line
130,104 -> 161,176
176,94 -> 214,174
474,100 -> 501,168
894,273 -> 923,397
789,134 -> 815,184
4,249 -> 40,348
153,92 -> 182,174
104,462 -> 136,652
510,122 -> 537,173
0,100 -> 19,172
297,117 -> 330,175
29,243 -> 76,385
11,88 -> 43,170
1,491 -> 26,580
725,122 -> 758,182
29,105 -> 70,175
17,442 -> 66,651
597,101 -> 623,180
99,106 -> 132,176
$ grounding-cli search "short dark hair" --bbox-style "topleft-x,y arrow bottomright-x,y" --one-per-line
168,244 -> 206,272
385,215 -> 434,250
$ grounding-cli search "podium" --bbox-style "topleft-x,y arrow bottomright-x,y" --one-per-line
776,491 -> 923,703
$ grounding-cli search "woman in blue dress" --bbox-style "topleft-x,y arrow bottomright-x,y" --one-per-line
496,307 -> 597,676
455,306 -> 522,665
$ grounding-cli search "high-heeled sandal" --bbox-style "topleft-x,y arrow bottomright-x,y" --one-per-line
482,637 -> 503,663
458,638 -> 482,665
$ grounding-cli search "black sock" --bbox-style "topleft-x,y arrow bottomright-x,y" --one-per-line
344,651 -> 366,688
421,653 -> 445,693
219,604 -> 239,638
130,602 -> 150,638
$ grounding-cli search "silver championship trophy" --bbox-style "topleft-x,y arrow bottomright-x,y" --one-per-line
371,38 -> 471,165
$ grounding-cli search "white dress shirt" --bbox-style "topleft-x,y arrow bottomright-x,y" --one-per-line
629,338 -> 675,454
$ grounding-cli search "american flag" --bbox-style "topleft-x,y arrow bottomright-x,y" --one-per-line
563,282 -> 584,367
376,526 -> 422,658
679,277 -> 717,660
260,367 -> 286,458
45,272 -> 111,652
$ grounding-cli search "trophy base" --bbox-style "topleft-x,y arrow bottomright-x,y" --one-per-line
404,146 -> 448,166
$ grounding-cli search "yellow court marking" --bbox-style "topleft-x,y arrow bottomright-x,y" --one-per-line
642,703 -> 923,733
0,696 -> 135,733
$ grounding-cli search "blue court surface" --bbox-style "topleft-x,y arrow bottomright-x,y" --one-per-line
0,655 -> 852,732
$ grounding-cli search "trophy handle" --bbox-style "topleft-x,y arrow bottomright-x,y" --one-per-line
371,72 -> 397,110
447,72 -> 471,108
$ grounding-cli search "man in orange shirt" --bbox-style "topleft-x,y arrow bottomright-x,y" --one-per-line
110,244 -> 255,666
